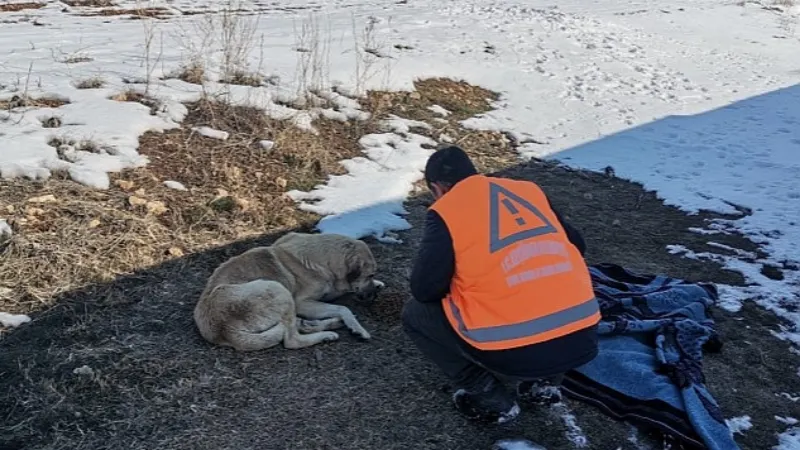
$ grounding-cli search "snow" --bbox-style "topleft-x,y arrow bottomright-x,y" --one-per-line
492,439 -> 547,450
0,312 -> 31,328
259,140 -> 275,151
726,416 -> 753,435
192,126 -> 229,141
427,105 -> 451,117
163,180 -> 187,191
775,428 -> 800,450
777,417 -> 799,426
0,219 -> 11,241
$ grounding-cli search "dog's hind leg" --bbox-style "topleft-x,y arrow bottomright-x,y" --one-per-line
296,301 -> 371,340
228,324 -> 286,352
279,290 -> 339,349
298,317 -> 344,333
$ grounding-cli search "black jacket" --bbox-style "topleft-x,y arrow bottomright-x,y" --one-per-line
409,182 -> 598,379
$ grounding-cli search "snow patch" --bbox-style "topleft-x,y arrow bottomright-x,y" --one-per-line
427,104 -> 451,117
0,312 -> 31,328
777,417 -> 799,426
0,219 -> 11,241
775,427 -> 800,450
164,180 -> 187,191
492,439 -> 547,450
726,416 -> 753,435
287,129 -> 437,242
192,126 -> 229,141
551,401 -> 588,448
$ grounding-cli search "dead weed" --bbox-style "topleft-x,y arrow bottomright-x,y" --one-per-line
77,6 -> 170,18
0,2 -> 44,12
0,95 -> 70,110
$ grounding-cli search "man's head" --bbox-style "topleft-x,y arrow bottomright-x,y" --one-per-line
424,145 -> 478,200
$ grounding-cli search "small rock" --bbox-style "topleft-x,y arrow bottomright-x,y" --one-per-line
5,205 -> 14,213
128,195 -> 147,207
583,192 -> 593,200
115,180 -> 135,191
259,140 -> 275,151
73,365 -> 95,376
275,177 -> 288,189
88,219 -> 101,228
26,194 -> 57,204
145,200 -> 167,216
168,247 -> 184,257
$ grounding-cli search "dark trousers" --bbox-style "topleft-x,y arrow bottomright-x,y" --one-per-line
401,298 -> 563,393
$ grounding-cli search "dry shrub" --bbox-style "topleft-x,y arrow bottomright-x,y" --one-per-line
0,2 -> 44,12
219,71 -> 264,87
172,62 -> 205,85
74,77 -> 105,89
0,95 -> 70,110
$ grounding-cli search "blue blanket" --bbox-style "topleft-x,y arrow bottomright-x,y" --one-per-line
562,264 -> 737,450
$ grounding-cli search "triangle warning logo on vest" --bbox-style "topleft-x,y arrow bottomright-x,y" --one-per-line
488,182 -> 557,253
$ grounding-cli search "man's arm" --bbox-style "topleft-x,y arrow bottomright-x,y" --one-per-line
409,209 -> 455,303
547,200 -> 587,256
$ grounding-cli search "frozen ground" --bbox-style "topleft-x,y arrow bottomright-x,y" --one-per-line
1,0 -> 799,447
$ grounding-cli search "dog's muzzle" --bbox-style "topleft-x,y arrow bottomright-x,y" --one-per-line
356,279 -> 385,303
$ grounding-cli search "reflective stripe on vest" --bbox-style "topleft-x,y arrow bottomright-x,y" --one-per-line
446,297 -> 599,344
430,174 -> 600,351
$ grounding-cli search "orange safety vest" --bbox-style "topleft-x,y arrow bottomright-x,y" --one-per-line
429,174 -> 600,351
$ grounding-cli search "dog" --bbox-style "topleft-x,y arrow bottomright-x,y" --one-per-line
193,232 -> 385,352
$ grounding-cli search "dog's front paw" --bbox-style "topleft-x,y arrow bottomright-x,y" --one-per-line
352,327 -> 371,340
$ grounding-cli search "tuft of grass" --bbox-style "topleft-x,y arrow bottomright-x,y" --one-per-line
175,62 -> 205,85
74,77 -> 105,89
220,70 -> 264,87
77,6 -> 170,18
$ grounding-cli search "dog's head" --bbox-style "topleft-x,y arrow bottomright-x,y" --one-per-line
338,238 -> 384,303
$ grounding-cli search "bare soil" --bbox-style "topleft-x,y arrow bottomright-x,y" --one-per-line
1,79 -> 798,450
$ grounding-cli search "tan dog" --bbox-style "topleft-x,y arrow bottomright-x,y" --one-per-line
193,232 -> 385,352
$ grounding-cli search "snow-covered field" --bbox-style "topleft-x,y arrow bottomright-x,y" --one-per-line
1,0 -> 799,446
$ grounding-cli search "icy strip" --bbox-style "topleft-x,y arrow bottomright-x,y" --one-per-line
725,416 -> 753,435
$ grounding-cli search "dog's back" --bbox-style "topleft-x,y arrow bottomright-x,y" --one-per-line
194,246 -> 296,349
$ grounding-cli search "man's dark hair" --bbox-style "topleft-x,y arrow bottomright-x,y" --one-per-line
424,145 -> 478,188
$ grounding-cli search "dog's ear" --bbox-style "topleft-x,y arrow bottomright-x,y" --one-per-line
346,266 -> 362,283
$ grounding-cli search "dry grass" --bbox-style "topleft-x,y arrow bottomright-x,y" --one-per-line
0,95 -> 70,110
0,78 -> 510,316
74,77 -> 106,89
168,62 -> 206,85
77,6 -> 170,18
0,2 -> 44,12
0,78 -> 502,316
219,70 -> 265,87
62,0 -> 116,6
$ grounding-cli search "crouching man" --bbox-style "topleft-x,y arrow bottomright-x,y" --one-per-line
402,145 -> 600,424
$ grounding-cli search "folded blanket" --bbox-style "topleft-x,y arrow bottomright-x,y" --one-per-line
562,264 -> 736,450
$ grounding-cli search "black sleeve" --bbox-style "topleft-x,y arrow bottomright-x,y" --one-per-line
409,210 -> 455,303
547,200 -> 587,256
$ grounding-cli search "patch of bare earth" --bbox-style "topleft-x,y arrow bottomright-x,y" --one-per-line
1,79 -> 798,450
0,2 -> 44,12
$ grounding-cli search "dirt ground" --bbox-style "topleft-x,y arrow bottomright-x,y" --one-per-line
2,80 -> 799,450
